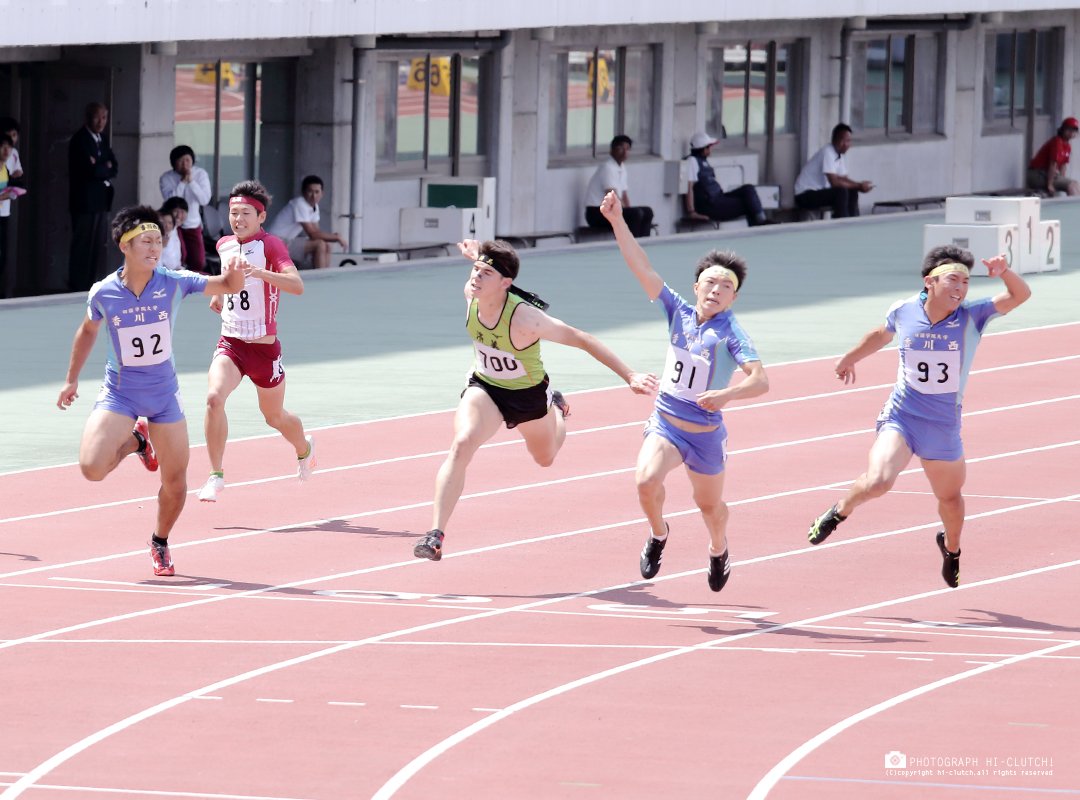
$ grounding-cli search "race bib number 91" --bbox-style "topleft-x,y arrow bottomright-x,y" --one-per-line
903,349 -> 960,394
661,346 -> 710,401
473,342 -> 526,379
118,320 -> 172,367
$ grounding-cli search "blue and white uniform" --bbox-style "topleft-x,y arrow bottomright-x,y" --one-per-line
645,284 -> 760,474
877,293 -> 998,460
88,265 -> 208,423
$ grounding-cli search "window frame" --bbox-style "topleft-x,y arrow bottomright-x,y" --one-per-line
983,27 -> 1061,130
705,39 -> 801,148
375,50 -> 492,177
850,31 -> 943,139
547,44 -> 658,165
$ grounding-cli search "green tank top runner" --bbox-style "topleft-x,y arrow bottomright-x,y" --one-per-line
466,293 -> 546,390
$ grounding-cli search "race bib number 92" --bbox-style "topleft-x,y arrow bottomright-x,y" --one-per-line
118,320 -> 172,367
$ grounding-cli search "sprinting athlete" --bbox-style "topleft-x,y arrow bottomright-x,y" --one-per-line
198,180 -> 315,502
806,246 -> 1031,587
57,205 -> 244,576
601,191 -> 769,592
413,238 -> 658,562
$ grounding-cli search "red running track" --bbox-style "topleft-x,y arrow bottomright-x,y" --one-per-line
1,323 -> 1078,800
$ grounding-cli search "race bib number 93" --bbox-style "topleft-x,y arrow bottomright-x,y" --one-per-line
903,349 -> 960,394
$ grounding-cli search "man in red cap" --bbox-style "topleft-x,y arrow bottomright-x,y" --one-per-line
1027,117 -> 1079,196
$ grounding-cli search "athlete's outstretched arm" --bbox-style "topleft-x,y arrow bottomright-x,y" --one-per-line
697,360 -> 769,412
57,317 -> 101,410
203,255 -> 245,297
983,254 -> 1032,314
834,326 -> 894,385
600,191 -> 663,300
517,306 -> 658,394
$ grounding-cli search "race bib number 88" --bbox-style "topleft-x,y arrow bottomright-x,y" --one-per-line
473,342 -> 526,379
903,349 -> 960,394
118,320 -> 172,367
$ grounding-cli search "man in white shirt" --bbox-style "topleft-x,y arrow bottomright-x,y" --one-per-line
268,175 -> 348,269
584,135 -> 654,238
794,123 -> 873,218
159,145 -> 213,272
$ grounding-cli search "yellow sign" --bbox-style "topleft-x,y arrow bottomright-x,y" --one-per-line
588,56 -> 610,101
408,57 -> 451,96
194,62 -> 239,89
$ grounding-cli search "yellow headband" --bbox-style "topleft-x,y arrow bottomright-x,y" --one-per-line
928,262 -> 970,279
119,222 -> 161,244
703,266 -> 740,292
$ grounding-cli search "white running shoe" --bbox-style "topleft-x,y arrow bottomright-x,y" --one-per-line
198,475 -> 225,502
297,436 -> 316,481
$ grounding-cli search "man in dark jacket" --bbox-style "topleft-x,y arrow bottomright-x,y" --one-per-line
684,132 -> 770,227
68,102 -> 118,292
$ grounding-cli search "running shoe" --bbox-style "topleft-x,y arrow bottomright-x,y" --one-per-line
133,419 -> 158,472
707,549 -> 731,592
639,523 -> 669,579
936,531 -> 960,588
297,436 -> 317,481
149,538 -> 174,577
807,504 -> 845,545
198,475 -> 225,502
413,529 -> 445,561
551,390 -> 571,419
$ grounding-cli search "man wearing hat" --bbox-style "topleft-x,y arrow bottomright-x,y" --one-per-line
684,131 -> 771,227
1027,117 -> 1080,197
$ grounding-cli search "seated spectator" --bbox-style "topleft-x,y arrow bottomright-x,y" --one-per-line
159,145 -> 212,272
0,132 -> 20,297
1027,117 -> 1080,197
794,123 -> 873,218
684,132 -> 770,227
158,197 -> 189,271
0,117 -> 24,185
268,175 -> 347,269
584,134 -> 654,238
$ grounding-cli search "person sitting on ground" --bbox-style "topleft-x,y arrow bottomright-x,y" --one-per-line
268,175 -> 348,269
1027,117 -> 1080,197
583,134 -> 654,238
684,132 -> 771,227
794,123 -> 873,218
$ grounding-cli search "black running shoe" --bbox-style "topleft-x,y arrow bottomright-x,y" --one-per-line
708,549 -> 731,592
936,531 -> 960,588
639,526 -> 668,579
807,504 -> 846,545
414,529 -> 445,561
551,390 -> 571,419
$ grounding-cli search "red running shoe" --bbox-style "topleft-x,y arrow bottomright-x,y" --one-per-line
133,419 -> 158,472
149,539 -> 174,577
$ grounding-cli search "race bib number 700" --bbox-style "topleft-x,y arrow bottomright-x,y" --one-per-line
473,341 -> 526,379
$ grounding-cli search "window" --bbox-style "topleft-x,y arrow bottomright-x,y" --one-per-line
984,29 -> 1060,126
375,52 -> 490,171
706,41 -> 798,144
549,45 -> 655,159
852,33 -> 941,136
174,61 -> 262,199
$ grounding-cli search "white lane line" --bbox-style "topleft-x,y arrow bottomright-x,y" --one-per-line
369,558 -> 1080,800
1,388 -> 1076,560
327,701 -> 366,707
0,782 -> 317,800
827,653 -> 864,658
6,324 -> 1072,479
3,376 -> 1077,525
400,705 -> 438,710
4,547 -> 1080,800
747,638 -> 1080,799
254,698 -> 293,704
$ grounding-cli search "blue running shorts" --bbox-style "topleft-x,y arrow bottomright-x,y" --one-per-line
644,411 -> 728,475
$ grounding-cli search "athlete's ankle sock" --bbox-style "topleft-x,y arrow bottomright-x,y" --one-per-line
297,445 -> 311,461
833,505 -> 848,521
151,534 -> 168,547
709,545 -> 727,557
210,470 -> 224,479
